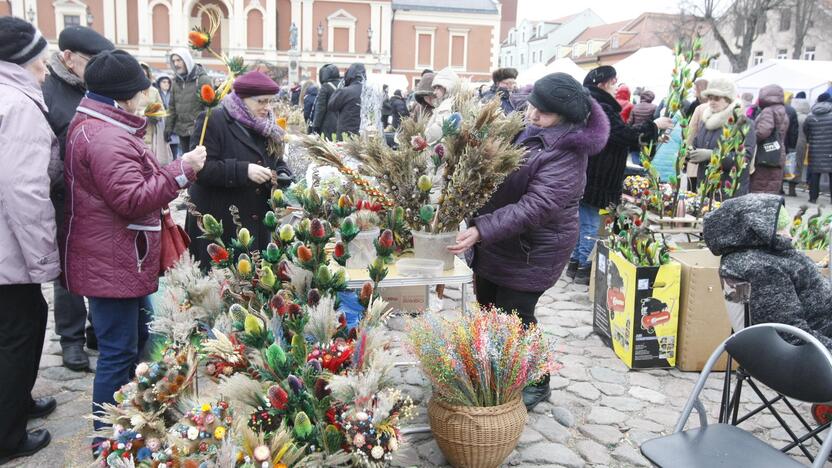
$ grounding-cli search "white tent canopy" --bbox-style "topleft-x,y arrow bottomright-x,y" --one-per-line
612,46 -> 676,102
365,72 -> 410,93
517,58 -> 586,86
734,60 -> 832,102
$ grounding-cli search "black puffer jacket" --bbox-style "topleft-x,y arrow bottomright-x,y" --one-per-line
312,64 -> 340,139
328,63 -> 365,140
390,94 -> 409,129
582,85 -> 658,208
804,101 -> 832,174
704,193 -> 832,348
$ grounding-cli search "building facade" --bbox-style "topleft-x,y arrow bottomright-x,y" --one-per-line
498,8 -> 603,71
700,3 -> 832,72
4,0 -> 516,88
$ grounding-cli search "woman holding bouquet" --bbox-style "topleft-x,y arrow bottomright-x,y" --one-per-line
448,73 -> 610,410
61,50 -> 206,445
185,71 -> 293,269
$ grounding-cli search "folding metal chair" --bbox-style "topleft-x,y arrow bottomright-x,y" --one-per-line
718,276 -> 832,461
640,323 -> 832,467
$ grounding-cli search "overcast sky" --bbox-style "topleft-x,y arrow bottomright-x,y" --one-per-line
516,0 -> 682,24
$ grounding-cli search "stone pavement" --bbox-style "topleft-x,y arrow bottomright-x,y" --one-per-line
10,188 -> 832,467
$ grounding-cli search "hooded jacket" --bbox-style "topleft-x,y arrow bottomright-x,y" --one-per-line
0,61 -> 61,285
703,194 -> 832,348
425,68 -> 460,143
390,93 -> 409,129
63,97 -> 196,298
750,84 -> 789,194
615,85 -> 633,123
312,64 -> 340,138
804,101 -> 832,174
165,48 -> 213,140
472,98 -> 610,292
328,63 -> 365,139
628,90 -> 657,126
583,85 -> 658,208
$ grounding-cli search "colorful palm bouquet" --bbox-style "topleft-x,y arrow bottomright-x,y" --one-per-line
406,305 -> 558,407
791,205 -> 832,250
93,194 -> 417,466
605,203 -> 671,266
695,105 -> 749,215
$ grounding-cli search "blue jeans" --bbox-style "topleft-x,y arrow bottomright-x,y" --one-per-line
570,202 -> 601,268
90,296 -> 151,432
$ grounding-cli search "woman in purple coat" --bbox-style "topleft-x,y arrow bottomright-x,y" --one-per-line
449,73 -> 610,409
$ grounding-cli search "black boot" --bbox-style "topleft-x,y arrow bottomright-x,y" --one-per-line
574,266 -> 591,285
565,260 -> 579,279
28,397 -> 56,420
788,182 -> 797,197
62,344 -> 90,371
0,429 -> 51,465
522,375 -> 551,411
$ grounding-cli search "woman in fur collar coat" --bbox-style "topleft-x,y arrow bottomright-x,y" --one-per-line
688,76 -> 757,199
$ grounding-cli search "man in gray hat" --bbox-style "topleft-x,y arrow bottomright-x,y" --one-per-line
42,25 -> 115,372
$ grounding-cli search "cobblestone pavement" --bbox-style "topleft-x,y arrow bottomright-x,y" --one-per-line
11,190 -> 831,467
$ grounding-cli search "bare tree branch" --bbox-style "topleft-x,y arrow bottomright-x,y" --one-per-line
791,0 -> 818,59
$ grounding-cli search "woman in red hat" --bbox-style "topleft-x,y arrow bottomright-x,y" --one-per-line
186,71 -> 293,269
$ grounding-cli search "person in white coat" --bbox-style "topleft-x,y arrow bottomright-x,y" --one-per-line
0,16 -> 61,464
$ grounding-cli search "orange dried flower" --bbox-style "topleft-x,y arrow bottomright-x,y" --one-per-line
188,31 -> 210,49
200,84 -> 216,105
276,117 -> 287,129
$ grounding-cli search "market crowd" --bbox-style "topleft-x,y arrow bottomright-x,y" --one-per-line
2,13 -> 832,464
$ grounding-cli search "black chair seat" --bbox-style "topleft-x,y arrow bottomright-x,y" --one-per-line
641,424 -> 805,468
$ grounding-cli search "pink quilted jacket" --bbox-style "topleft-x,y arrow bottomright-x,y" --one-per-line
62,97 -> 195,298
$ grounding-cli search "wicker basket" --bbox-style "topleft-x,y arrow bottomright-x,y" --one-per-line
427,397 -> 528,468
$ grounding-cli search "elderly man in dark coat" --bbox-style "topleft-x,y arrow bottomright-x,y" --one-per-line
804,93 -> 832,203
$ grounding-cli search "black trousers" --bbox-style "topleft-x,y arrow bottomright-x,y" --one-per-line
179,134 -> 192,153
53,280 -> 92,348
808,172 -> 831,201
0,284 -> 47,452
474,275 -> 544,326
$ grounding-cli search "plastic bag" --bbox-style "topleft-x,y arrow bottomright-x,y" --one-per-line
783,151 -> 797,181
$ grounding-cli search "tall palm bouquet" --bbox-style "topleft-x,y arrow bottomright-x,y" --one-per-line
406,305 -> 558,407
302,89 -> 524,234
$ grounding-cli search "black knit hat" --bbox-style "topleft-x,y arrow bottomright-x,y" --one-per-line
0,17 -> 48,65
583,65 -> 617,86
819,93 -> 831,103
58,26 -> 114,55
527,73 -> 591,123
84,50 -> 152,101
492,67 -> 518,83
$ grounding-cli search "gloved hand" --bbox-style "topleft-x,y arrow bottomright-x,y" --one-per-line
688,148 -> 713,164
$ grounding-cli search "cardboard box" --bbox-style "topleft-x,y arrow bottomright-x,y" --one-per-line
593,242 -> 681,369
378,285 -> 427,312
671,250 -> 732,372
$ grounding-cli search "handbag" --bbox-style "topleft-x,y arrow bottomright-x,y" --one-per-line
755,119 -> 783,168
159,210 -> 190,275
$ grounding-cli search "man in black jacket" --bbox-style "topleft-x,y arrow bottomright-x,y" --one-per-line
568,65 -> 673,284
42,26 -> 114,371
328,63 -> 366,140
390,89 -> 409,129
310,63 -> 340,139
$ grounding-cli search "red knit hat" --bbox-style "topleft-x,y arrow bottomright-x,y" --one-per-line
233,71 -> 279,98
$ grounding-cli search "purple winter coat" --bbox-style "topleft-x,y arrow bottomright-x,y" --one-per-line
472,98 -> 610,292
63,97 -> 196,298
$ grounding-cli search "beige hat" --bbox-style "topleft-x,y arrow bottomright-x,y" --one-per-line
701,75 -> 737,100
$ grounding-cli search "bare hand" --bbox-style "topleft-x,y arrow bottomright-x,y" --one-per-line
447,227 -> 480,255
247,164 -> 272,184
654,116 -> 674,130
182,145 -> 206,173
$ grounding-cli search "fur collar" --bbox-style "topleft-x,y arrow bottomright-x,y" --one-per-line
702,100 -> 741,130
519,98 -> 610,155
47,52 -> 85,90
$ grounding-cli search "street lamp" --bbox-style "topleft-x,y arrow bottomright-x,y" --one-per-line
86,5 -> 94,27
317,22 -> 323,51
367,26 -> 373,53
26,5 -> 35,23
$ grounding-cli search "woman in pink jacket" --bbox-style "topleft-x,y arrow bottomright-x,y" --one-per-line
61,50 -> 206,445
0,17 -> 61,464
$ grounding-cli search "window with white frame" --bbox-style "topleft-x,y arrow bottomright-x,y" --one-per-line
327,9 -> 357,53
54,0 -> 89,31
448,28 -> 468,71
752,51 -> 764,65
804,46 -> 816,60
415,26 -> 436,68
777,49 -> 788,59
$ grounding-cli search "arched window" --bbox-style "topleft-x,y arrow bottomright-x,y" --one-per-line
152,3 -> 170,44
247,9 -> 264,49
